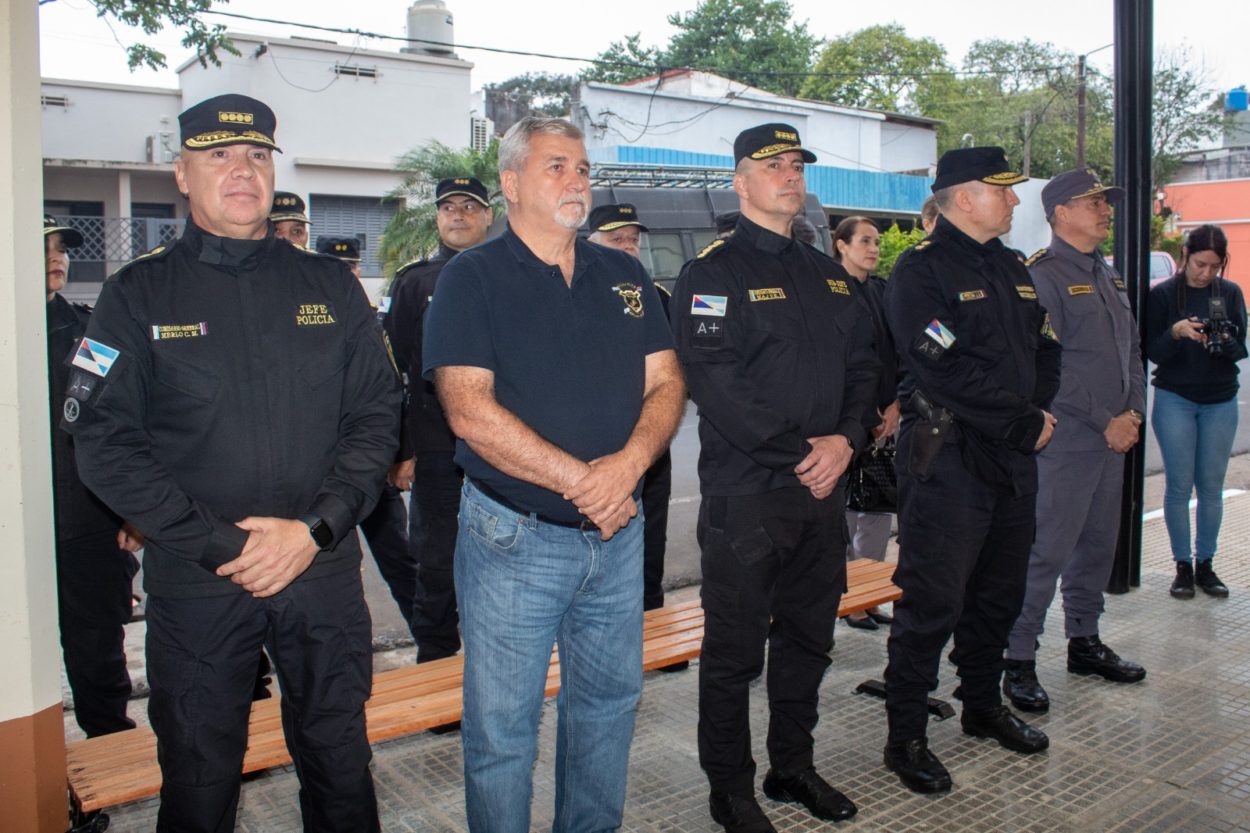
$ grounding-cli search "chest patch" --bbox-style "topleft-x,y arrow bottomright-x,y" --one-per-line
612,283 -> 644,318
826,279 -> 850,296
691,294 -> 728,317
958,290 -> 987,302
748,287 -> 786,302
1068,285 -> 1095,296
296,303 -> 338,326
1016,285 -> 1037,300
151,323 -> 208,340
689,318 -> 725,349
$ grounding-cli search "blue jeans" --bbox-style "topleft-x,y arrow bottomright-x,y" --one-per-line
1152,388 -> 1239,562
456,480 -> 644,833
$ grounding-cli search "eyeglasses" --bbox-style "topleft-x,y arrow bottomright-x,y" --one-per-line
438,200 -> 485,216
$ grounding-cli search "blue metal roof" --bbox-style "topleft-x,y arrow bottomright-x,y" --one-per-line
606,146 -> 933,214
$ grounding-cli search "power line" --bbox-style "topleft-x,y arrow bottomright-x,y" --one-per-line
201,9 -> 1071,82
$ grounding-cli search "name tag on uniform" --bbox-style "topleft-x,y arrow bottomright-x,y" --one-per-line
1016,285 -> 1037,300
151,322 -> 208,340
827,279 -> 850,295
1068,285 -> 1095,296
958,290 -> 987,302
748,287 -> 786,302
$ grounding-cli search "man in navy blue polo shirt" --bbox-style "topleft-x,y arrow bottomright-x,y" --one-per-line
423,116 -> 685,833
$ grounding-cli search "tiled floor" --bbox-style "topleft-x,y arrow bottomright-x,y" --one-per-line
84,470 -> 1250,832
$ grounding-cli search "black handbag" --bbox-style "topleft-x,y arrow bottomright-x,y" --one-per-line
846,439 -> 898,513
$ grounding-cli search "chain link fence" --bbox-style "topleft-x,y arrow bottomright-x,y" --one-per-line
47,215 -> 182,267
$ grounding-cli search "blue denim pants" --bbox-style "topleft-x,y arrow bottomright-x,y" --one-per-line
1152,387 -> 1239,562
456,480 -> 644,833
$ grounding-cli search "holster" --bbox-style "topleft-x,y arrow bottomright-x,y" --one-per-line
907,390 -> 955,482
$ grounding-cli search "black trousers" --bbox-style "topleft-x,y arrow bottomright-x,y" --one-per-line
409,451 -> 464,661
359,484 -> 416,635
697,488 -> 846,795
884,438 -> 1036,743
146,572 -> 379,833
642,449 -> 673,611
56,530 -> 138,737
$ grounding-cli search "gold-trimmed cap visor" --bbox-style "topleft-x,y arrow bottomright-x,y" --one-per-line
734,123 -> 818,165
932,146 -> 1028,192
179,94 -> 281,153
184,130 -> 282,152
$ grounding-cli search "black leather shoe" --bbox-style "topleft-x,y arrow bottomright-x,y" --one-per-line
709,792 -> 777,833
843,614 -> 878,631
961,704 -> 1049,754
867,608 -> 894,625
1068,636 -> 1146,683
658,660 -> 690,673
1196,559 -> 1230,597
1003,659 -> 1050,712
884,739 -> 952,793
763,767 -> 857,822
1171,560 -> 1196,599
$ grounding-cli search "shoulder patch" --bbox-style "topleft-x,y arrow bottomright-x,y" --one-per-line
1025,248 -> 1049,267
697,238 -> 727,259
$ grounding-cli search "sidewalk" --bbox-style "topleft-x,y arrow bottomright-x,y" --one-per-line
72,457 -> 1250,832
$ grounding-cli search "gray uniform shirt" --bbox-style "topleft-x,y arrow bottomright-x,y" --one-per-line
1029,234 -> 1146,452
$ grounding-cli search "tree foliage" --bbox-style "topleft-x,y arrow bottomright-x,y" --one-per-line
483,73 -> 577,119
1151,46 -> 1228,189
81,0 -> 238,70
581,0 -> 819,96
877,223 -> 926,278
800,25 -> 949,113
378,140 -> 502,279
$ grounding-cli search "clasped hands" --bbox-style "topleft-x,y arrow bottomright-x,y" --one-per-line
563,452 -> 645,541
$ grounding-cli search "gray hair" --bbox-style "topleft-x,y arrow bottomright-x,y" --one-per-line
498,117 -> 585,175
932,184 -> 961,211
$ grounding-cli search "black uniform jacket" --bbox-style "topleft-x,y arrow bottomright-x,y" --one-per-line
885,215 -> 1062,492
63,219 -> 401,598
47,294 -> 123,542
671,215 -> 880,496
385,245 -> 456,454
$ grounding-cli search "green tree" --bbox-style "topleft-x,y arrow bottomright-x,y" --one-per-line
1152,46 -> 1228,188
378,140 -> 501,278
801,24 -> 950,113
70,0 -> 238,70
581,0 -> 819,96
484,73 -> 577,119
876,223 -> 926,277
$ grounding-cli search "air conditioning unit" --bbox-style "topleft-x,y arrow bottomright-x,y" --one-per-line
146,132 -> 176,164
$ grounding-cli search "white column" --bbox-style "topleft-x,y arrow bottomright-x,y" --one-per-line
115,169 -> 133,274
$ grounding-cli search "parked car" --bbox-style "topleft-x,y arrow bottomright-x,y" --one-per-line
1104,251 -> 1177,287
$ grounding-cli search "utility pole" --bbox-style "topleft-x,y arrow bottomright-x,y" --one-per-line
1077,53 -> 1088,167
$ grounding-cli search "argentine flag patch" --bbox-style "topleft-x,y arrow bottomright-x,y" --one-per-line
71,337 -> 121,378
691,294 -> 728,317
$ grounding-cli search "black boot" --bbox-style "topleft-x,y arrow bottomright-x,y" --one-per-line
961,704 -> 1049,754
1170,560 -> 1195,599
1195,559 -> 1230,597
1068,635 -> 1146,683
1003,659 -> 1050,712
884,738 -> 952,794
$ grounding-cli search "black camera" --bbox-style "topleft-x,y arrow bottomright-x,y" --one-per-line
1200,297 -> 1238,357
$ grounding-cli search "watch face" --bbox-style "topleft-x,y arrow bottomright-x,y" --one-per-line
307,518 -> 333,548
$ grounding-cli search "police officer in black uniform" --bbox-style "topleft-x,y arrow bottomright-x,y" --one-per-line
384,176 -> 492,662
672,123 -> 879,833
63,94 -> 399,832
587,203 -> 676,615
881,147 -> 1062,794
45,214 -> 140,739
270,191 -> 310,249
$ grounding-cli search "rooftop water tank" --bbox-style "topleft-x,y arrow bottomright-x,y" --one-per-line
1226,87 -> 1248,112
403,0 -> 455,57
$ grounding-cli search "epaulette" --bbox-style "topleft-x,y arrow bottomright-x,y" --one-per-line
72,302 -> 94,313
913,238 -> 934,252
696,238 -> 728,259
1025,248 -> 1049,267
655,282 -> 672,298
108,244 -> 172,279
394,258 -> 429,276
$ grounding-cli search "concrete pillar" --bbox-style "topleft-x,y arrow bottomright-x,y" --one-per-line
0,1 -> 67,830
114,170 -> 133,274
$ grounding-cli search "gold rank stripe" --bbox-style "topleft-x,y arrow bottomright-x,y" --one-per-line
827,278 -> 850,295
1016,285 -> 1038,299
749,287 -> 787,302
1113,279 -> 1127,290
1068,284 -> 1095,295
959,290 -> 987,302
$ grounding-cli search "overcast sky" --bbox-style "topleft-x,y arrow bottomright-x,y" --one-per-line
37,0 -> 1250,98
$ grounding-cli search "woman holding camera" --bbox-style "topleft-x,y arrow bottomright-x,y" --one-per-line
1146,224 -> 1246,599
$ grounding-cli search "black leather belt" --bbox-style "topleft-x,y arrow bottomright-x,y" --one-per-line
470,479 -> 596,531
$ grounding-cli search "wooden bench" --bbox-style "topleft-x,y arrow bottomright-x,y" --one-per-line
67,558 -> 898,815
